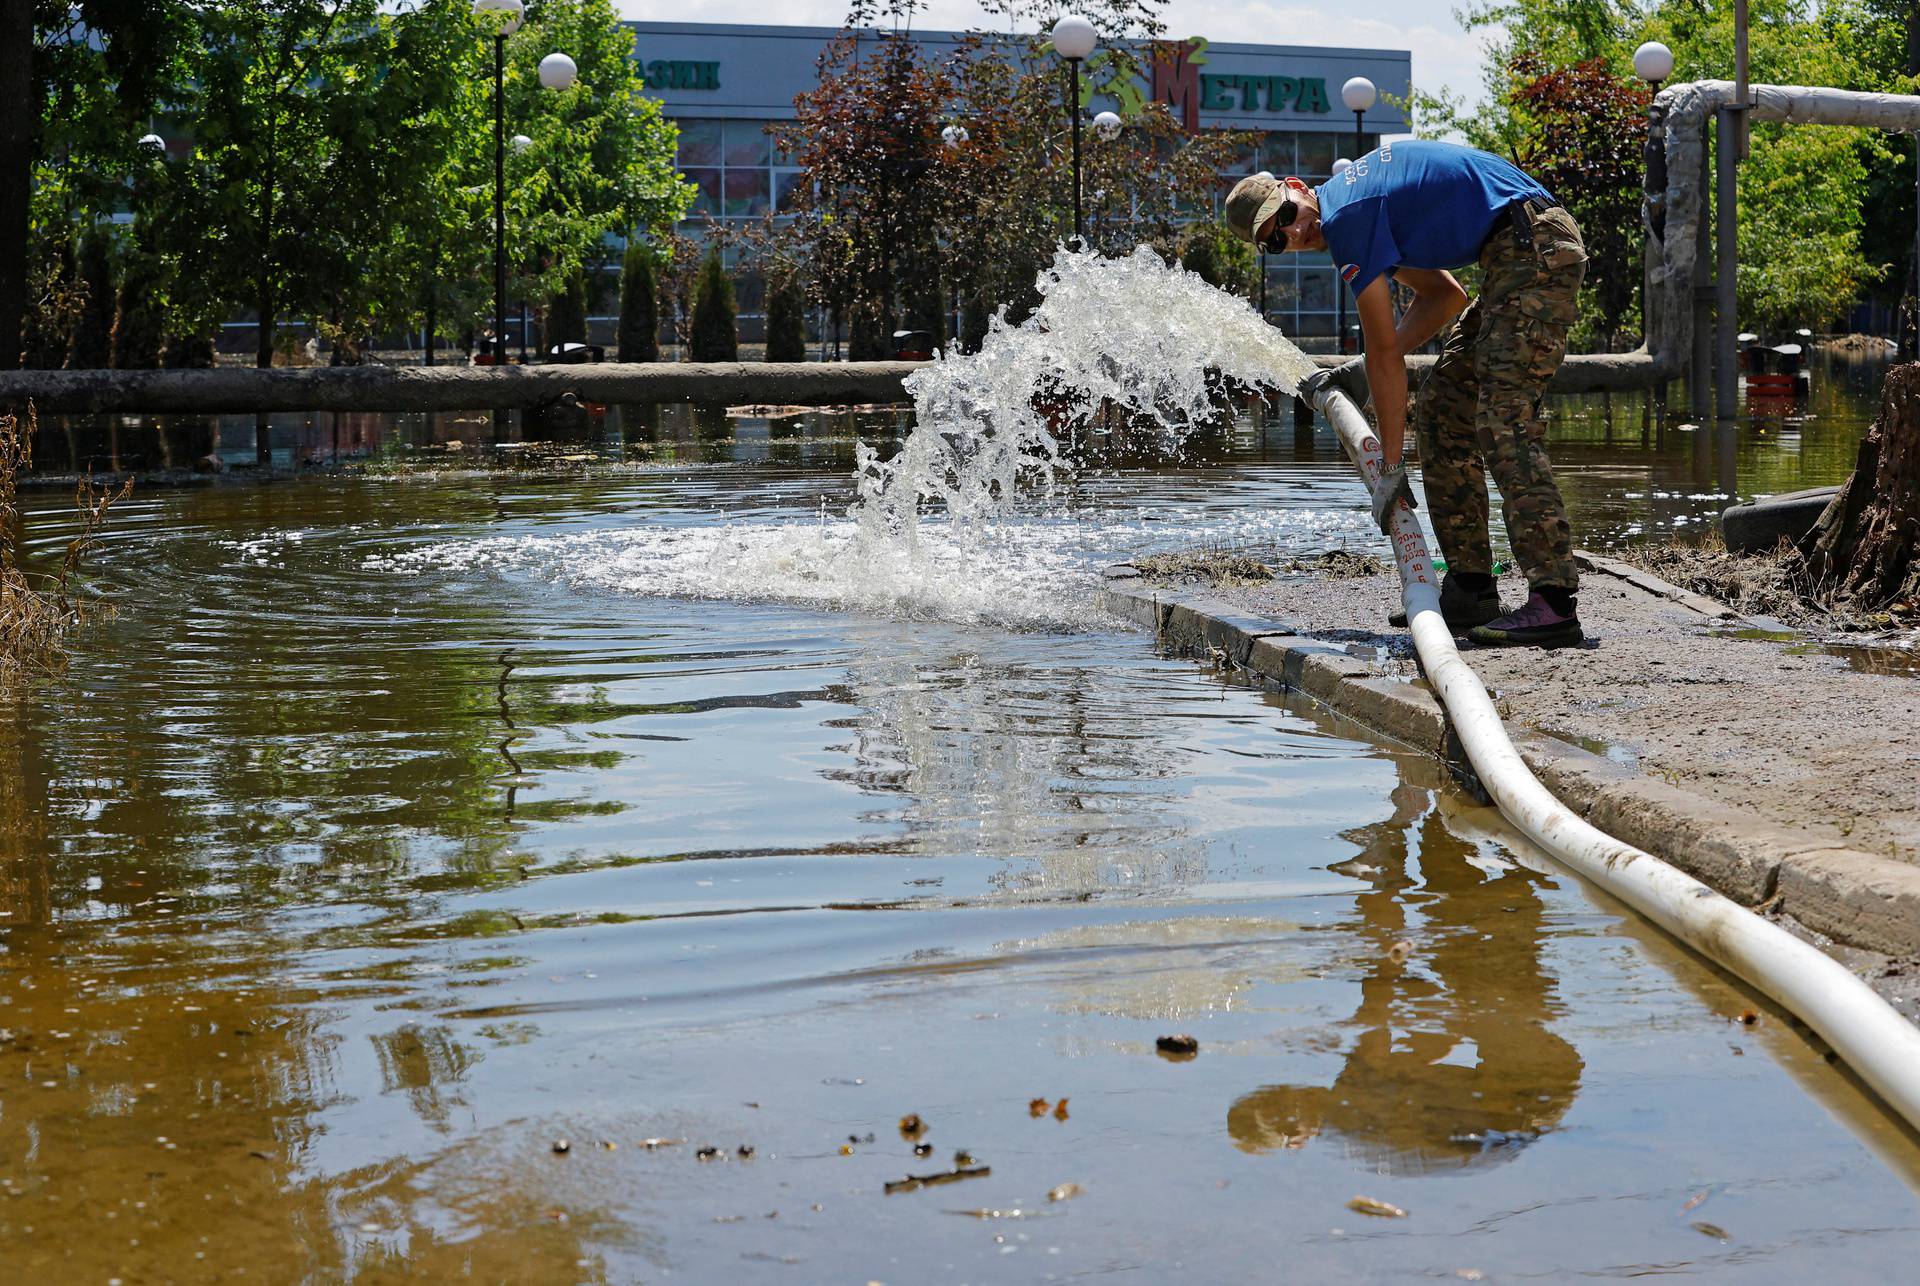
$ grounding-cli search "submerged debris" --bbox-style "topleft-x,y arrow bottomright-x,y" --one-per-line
1346,1196 -> 1408,1218
884,1165 -> 992,1195
1047,1183 -> 1084,1203
1691,1220 -> 1732,1242
898,1113 -> 927,1140
1132,549 -> 1273,587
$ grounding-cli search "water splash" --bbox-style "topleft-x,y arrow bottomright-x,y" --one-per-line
379,247 -> 1325,629
857,245 -> 1319,549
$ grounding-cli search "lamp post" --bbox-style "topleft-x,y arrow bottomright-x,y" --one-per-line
1633,42 -> 1674,411
1330,157 -> 1351,353
1052,14 -> 1097,247
473,0 -> 522,364
1341,76 -> 1375,163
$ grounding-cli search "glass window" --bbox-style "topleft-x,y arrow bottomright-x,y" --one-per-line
684,168 -> 722,216
1297,132 -> 1334,177
1261,132 -> 1296,175
724,169 -> 769,217
677,119 -> 722,167
1299,265 -> 1333,310
774,170 -> 806,213
724,118 -> 771,168
1292,312 -> 1333,338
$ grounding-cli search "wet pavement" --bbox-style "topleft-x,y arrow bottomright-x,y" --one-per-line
5,361 -> 1919,1280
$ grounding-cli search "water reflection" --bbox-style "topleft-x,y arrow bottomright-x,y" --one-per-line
1229,781 -> 1582,1172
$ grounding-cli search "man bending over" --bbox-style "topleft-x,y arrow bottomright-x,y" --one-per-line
1224,141 -> 1587,648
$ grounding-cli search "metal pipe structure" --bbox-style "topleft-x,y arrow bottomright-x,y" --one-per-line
1312,382 -> 1920,1132
1069,60 -> 1084,245
1715,106 -> 1740,419
1691,124 -> 1713,418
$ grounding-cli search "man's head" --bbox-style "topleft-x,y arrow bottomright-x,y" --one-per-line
1223,174 -> 1325,254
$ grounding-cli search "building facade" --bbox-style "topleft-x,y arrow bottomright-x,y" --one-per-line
628,22 -> 1411,349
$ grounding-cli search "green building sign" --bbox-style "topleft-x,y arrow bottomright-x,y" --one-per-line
645,59 -> 721,91
1198,74 -> 1330,114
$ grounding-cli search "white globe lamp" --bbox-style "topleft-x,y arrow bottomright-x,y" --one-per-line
1633,41 -> 1675,88
1093,110 -> 1121,141
472,0 -> 523,36
1052,15 -> 1097,61
1340,76 -> 1377,113
539,52 -> 577,91
511,133 -> 532,152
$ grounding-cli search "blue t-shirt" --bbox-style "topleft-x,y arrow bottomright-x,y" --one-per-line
1316,140 -> 1553,296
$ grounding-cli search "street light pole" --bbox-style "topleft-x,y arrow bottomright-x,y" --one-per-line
493,32 -> 507,364
1053,15 -> 1097,248
474,0 -> 523,364
1340,78 -> 1376,355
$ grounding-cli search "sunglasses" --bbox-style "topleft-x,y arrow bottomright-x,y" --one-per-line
1262,199 -> 1300,249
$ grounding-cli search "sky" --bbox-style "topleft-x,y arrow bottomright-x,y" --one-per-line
614,1 -> 1503,122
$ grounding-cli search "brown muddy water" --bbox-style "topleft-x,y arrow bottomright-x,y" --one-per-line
6,359 -> 1919,1282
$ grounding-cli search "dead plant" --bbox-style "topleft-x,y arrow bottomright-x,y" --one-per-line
1,406 -> 132,681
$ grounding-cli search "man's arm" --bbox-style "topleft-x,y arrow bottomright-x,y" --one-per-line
1354,267 -> 1467,466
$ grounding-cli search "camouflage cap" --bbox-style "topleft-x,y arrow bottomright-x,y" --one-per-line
1224,173 -> 1286,245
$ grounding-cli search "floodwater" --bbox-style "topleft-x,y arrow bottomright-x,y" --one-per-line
7,360 -> 1920,1281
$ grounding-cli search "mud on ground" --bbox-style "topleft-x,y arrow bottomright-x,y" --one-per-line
1196,558 -> 1920,870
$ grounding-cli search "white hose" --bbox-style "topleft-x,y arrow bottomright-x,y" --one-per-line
1314,387 -> 1920,1130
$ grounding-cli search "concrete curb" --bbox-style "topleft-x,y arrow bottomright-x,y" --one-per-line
1100,570 -> 1920,959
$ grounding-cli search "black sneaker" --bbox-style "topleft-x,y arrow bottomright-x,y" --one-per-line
1467,592 -> 1584,648
1388,573 -> 1501,629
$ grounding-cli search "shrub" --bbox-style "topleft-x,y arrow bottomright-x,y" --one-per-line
543,270 -> 589,352
764,270 -> 808,362
617,241 -> 659,362
688,250 -> 737,362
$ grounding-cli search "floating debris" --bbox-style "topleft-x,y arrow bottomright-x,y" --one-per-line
1681,1190 -> 1711,1214
1156,1034 -> 1200,1059
1029,1097 -> 1050,1118
1047,1183 -> 1083,1203
1736,1008 -> 1760,1026
640,1138 -> 684,1150
1053,1098 -> 1070,1122
600,1140 -> 617,1152
551,1139 -> 571,1155
885,1165 -> 992,1195
1692,1220 -> 1731,1242
1387,940 -> 1413,964
1346,1196 -> 1408,1218
697,1146 -> 723,1161
914,1143 -> 933,1158
954,1150 -> 975,1167
950,1207 -> 1029,1220
898,1113 -> 926,1140
736,1146 -> 755,1160
839,1144 -> 856,1156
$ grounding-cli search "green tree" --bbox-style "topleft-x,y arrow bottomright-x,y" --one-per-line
69,226 -> 116,369
617,240 -> 659,362
111,247 -> 167,370
1431,0 -> 1910,339
1176,221 -> 1259,300
688,250 -> 737,361
763,268 -> 808,362
542,269 -> 588,350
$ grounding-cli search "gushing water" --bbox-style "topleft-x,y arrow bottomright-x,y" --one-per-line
378,247 -> 1326,628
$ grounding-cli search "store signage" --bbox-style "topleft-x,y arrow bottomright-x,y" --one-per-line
645,59 -> 721,90
1151,38 -> 1330,133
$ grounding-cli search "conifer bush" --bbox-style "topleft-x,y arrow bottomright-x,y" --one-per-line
689,250 -> 738,362
617,241 -> 659,362
764,270 -> 808,362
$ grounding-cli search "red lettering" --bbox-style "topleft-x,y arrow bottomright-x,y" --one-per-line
1151,41 -> 1201,134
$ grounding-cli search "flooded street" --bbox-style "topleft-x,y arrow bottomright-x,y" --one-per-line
7,365 -> 1920,1281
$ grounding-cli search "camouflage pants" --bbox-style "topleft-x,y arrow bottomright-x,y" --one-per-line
1414,202 -> 1587,591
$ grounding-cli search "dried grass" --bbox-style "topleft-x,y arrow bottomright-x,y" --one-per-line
1,407 -> 132,684
1618,532 -> 1842,629
1132,547 -> 1274,587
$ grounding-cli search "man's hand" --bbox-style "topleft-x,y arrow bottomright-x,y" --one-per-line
1299,356 -> 1369,408
1370,463 -> 1416,535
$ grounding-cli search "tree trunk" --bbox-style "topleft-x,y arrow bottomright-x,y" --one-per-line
0,0 -> 30,370
1800,362 -> 1920,612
